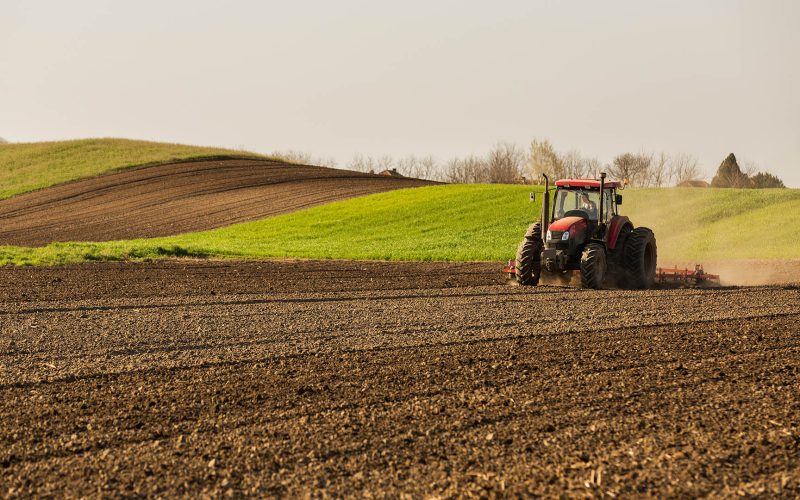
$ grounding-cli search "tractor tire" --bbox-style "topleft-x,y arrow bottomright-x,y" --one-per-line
623,227 -> 657,289
515,223 -> 542,286
610,225 -> 632,288
580,243 -> 607,289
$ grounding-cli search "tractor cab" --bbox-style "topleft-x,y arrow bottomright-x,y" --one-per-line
551,179 -> 622,224
540,178 -> 625,272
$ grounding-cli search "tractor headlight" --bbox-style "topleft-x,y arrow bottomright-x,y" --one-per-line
546,230 -> 552,241
561,232 -> 570,241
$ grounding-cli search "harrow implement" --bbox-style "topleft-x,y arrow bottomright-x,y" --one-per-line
656,264 -> 720,287
504,260 -> 721,287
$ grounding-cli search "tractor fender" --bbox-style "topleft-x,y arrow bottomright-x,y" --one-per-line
607,216 -> 633,250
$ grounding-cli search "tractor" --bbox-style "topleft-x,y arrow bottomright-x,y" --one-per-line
509,173 -> 657,289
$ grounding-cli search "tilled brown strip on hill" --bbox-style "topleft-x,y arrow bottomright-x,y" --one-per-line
1,261 -> 799,497
0,159 -> 433,246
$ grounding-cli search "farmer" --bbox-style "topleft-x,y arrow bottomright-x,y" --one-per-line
580,192 -> 598,219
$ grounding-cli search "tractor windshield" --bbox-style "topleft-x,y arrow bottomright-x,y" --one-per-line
553,189 -> 607,221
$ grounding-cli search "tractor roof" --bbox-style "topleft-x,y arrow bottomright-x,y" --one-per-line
555,178 -> 623,189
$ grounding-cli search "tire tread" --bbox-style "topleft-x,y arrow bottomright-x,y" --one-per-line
515,223 -> 543,286
580,243 -> 606,289
623,227 -> 657,289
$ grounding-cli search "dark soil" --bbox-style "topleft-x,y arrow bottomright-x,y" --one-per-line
0,160 -> 433,246
1,260 -> 798,497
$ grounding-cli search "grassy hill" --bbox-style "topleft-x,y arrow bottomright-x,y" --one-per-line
2,184 -> 799,266
0,138 -> 267,199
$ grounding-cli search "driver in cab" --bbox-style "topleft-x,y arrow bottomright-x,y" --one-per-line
580,193 -> 598,219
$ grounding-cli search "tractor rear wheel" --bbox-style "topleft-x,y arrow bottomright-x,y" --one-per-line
610,225 -> 632,288
580,243 -> 607,289
515,223 -> 542,286
624,227 -> 657,289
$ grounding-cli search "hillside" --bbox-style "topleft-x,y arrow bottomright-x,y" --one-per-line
0,158 -> 433,246
0,138 -> 266,200
1,184 -> 798,266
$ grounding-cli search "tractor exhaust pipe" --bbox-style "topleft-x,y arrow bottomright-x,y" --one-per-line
541,174 -> 550,244
599,172 -> 606,225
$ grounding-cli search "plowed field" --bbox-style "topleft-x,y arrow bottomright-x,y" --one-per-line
1,260 -> 798,497
0,159 -> 432,246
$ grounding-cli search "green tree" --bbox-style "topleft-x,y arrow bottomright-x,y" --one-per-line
750,171 -> 785,188
711,153 -> 751,188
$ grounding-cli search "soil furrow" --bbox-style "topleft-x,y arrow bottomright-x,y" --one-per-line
1,260 -> 799,496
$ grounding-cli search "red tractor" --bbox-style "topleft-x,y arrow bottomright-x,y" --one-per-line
510,173 -> 657,289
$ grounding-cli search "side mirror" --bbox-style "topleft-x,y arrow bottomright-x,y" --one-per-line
615,194 -> 623,205
529,192 -> 536,203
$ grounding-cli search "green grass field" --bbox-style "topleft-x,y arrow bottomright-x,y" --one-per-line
1,184 -> 798,266
0,138 -> 268,199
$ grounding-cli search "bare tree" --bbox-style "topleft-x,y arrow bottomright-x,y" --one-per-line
350,155 -> 394,172
583,157 -> 602,179
395,155 -> 416,177
526,139 -> 603,182
608,152 -> 652,187
375,155 -> 394,171
561,149 -> 601,179
528,139 -> 564,182
353,154 -> 440,180
274,150 -> 312,164
417,156 -> 441,181
319,156 -> 338,168
647,152 -> 670,187
668,153 -> 702,186
560,150 -> 585,179
486,142 -> 525,183
444,155 -> 489,184
348,154 -> 381,173
444,158 -> 467,183
400,155 -> 441,181
468,155 -> 492,184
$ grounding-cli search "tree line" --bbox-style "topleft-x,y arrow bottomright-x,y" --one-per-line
275,139 -> 785,188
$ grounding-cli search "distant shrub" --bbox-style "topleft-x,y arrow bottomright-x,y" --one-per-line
751,172 -> 785,188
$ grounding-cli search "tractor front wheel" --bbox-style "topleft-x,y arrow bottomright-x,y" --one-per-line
515,223 -> 542,286
580,243 -> 607,289
624,227 -> 657,289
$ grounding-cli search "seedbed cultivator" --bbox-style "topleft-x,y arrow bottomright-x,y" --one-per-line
504,262 -> 721,288
656,264 -> 720,287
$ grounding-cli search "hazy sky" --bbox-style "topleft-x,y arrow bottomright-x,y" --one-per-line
2,1 -> 799,185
